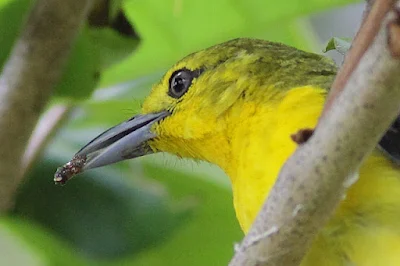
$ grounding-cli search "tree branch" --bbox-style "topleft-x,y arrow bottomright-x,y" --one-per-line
322,0 -> 390,115
0,0 -> 93,212
229,1 -> 400,265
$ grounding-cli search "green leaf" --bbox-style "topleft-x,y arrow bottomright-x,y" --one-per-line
323,37 -> 351,55
67,71 -> 165,129
55,25 -> 139,100
55,27 -> 101,99
0,218 -> 88,266
121,162 -> 243,266
71,99 -> 141,128
13,148 -> 194,260
109,0 -> 124,21
88,28 -> 139,70
100,0 -> 358,86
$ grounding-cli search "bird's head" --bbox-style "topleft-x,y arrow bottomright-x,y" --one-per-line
70,38 -> 335,176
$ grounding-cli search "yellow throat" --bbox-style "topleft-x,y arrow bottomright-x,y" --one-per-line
225,86 -> 326,232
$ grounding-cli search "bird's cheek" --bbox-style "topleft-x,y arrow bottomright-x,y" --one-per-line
147,134 -> 184,157
146,139 -> 162,153
147,121 -> 180,152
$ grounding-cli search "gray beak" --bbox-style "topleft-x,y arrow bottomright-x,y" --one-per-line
76,111 -> 169,170
55,110 -> 169,185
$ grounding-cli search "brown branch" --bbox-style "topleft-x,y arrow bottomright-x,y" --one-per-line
0,0 -> 93,212
229,1 -> 400,266
362,0 -> 377,20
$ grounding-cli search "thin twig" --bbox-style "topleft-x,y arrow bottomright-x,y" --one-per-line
0,0 -> 93,212
21,104 -> 73,178
229,1 -> 400,265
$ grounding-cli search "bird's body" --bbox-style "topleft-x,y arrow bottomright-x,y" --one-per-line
72,39 -> 400,265
220,85 -> 400,265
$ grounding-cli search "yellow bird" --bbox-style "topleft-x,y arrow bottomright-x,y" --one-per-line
58,39 -> 400,265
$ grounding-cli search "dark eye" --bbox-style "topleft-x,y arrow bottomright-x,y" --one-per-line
168,69 -> 199,98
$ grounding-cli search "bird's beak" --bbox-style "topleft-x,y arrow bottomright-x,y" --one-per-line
75,111 -> 170,171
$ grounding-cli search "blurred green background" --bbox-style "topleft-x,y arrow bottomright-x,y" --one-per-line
0,0 -> 362,265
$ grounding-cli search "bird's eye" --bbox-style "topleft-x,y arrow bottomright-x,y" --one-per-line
168,69 -> 197,98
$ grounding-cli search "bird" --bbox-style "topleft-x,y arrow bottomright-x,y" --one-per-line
56,38 -> 400,265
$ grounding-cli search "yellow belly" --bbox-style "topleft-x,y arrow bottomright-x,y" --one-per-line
228,86 -> 400,265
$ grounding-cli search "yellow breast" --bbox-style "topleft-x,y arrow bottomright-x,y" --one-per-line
225,86 -> 400,265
